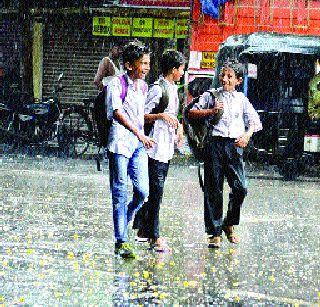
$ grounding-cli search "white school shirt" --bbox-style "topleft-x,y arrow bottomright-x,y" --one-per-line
106,74 -> 148,158
145,78 -> 179,163
193,87 -> 262,138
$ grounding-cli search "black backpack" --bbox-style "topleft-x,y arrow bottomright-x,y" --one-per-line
183,90 -> 222,189
93,74 -> 129,170
183,90 -> 224,162
93,74 -> 129,148
144,79 -> 171,136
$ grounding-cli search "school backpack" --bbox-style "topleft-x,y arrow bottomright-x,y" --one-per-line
183,90 -> 223,161
93,74 -> 128,148
144,79 -> 171,136
93,74 -> 128,170
183,89 -> 222,190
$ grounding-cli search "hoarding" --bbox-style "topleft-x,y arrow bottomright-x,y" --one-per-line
153,19 -> 175,38
92,17 -> 111,36
112,17 -> 131,36
132,18 -> 153,37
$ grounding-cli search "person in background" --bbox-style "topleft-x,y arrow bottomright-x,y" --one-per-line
94,44 -> 124,91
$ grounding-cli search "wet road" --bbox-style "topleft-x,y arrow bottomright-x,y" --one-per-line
0,155 -> 319,305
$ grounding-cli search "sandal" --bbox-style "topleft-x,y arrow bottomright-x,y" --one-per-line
149,237 -> 172,253
208,236 -> 222,248
222,226 -> 240,244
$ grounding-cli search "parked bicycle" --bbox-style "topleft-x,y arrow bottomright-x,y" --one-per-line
0,73 -> 92,157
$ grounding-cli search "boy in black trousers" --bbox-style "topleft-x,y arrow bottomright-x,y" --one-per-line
133,50 -> 185,252
188,61 -> 262,248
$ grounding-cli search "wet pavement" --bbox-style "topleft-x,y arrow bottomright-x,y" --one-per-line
0,155 -> 319,305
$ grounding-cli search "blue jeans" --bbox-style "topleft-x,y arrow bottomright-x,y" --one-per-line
108,143 -> 149,242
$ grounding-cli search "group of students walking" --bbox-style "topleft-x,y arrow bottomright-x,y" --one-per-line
94,41 -> 262,259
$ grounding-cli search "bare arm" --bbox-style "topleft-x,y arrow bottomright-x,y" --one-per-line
94,57 -> 116,91
144,113 -> 179,128
188,101 -> 224,119
176,123 -> 184,148
113,109 -> 155,149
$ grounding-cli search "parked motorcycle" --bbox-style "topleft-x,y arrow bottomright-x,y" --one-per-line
0,73 -> 92,157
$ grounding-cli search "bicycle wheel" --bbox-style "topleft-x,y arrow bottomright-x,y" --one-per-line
58,110 -> 93,158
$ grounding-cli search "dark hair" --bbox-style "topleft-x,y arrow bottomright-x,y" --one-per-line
222,60 -> 245,79
122,41 -> 150,65
160,50 -> 185,76
188,77 -> 213,98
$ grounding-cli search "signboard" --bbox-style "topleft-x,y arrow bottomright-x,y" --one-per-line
175,19 -> 188,38
92,17 -> 111,36
248,63 -> 258,79
120,0 -> 189,7
112,17 -> 131,36
153,19 -> 175,38
93,17 -> 188,38
132,18 -> 153,37
200,52 -> 216,69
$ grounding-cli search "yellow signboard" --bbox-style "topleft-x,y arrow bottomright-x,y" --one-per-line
112,17 -> 131,37
92,17 -> 111,36
132,18 -> 153,37
175,19 -> 188,38
153,19 -> 175,38
200,52 -> 216,69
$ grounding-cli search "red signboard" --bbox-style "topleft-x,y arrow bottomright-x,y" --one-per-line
120,0 -> 189,7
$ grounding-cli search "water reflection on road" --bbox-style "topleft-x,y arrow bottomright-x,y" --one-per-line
0,157 -> 319,305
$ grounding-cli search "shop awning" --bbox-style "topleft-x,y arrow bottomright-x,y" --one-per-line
220,32 -> 320,56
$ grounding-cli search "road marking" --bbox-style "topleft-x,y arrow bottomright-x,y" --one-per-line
225,289 -> 316,305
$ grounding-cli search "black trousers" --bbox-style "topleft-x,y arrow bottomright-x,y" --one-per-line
133,157 -> 170,239
204,136 -> 247,237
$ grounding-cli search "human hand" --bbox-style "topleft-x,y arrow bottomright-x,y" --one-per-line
235,133 -> 250,148
161,113 -> 179,129
137,133 -> 156,149
212,100 -> 224,115
176,124 -> 184,148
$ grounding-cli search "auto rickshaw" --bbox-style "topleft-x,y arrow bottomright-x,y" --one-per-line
214,32 -> 320,179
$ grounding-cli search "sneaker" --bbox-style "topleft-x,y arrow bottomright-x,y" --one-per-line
114,242 -> 137,259
208,236 -> 222,248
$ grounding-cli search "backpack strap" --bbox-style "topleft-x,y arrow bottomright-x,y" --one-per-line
198,163 -> 204,192
119,74 -> 128,101
144,79 -> 171,135
149,79 -> 170,114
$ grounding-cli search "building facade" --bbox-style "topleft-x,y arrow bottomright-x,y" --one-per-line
190,0 -> 320,72
0,1 -> 191,105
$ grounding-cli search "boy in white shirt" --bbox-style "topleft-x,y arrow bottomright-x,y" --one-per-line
106,42 -> 155,259
189,61 -> 262,248
133,50 -> 185,252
